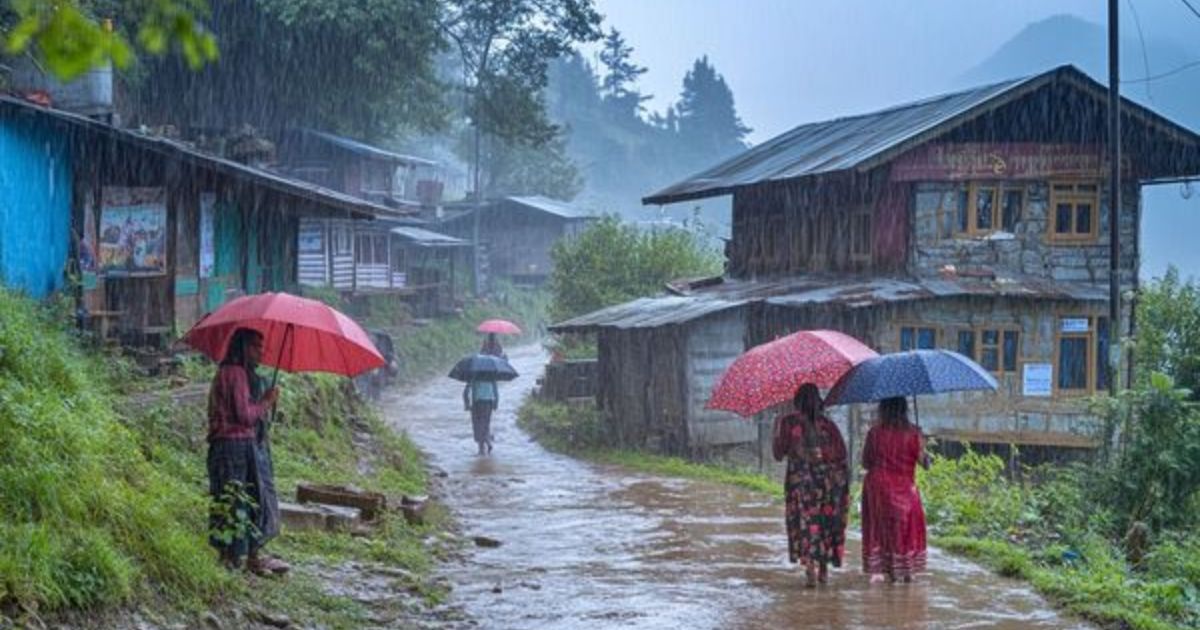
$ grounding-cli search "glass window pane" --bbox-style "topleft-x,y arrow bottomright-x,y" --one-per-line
1002,190 -> 1023,231
917,328 -> 936,349
1058,337 -> 1088,389
976,188 -> 994,230
1003,331 -> 1019,372
957,330 -> 975,358
981,329 -> 999,346
957,190 -> 969,233
981,348 -> 999,372
900,327 -> 914,351
1056,204 -> 1073,233
1075,204 -> 1093,234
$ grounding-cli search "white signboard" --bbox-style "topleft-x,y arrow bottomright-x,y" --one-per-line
1060,318 -> 1090,333
199,193 -> 216,278
1023,363 -> 1053,397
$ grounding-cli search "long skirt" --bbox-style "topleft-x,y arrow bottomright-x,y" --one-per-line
784,458 -> 850,567
471,401 -> 494,446
861,472 -> 927,578
207,434 -> 279,559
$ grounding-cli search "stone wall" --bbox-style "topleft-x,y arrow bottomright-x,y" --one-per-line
910,180 -> 1139,288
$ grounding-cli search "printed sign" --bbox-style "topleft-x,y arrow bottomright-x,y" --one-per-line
1060,318 -> 1091,333
200,193 -> 216,279
1022,363 -> 1053,397
99,187 -> 168,276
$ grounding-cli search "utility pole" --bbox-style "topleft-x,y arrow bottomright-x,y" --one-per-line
1107,0 -> 1122,395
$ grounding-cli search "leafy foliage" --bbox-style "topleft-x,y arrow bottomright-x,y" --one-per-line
1134,266 -> 1200,398
548,215 -> 723,321
1,0 -> 216,79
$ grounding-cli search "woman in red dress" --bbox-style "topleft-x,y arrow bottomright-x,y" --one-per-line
772,384 -> 850,587
860,396 -> 928,583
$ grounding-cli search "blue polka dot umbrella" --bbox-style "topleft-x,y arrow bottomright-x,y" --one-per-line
823,349 -> 998,407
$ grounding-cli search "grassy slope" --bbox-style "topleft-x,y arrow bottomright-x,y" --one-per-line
0,288 -> 441,628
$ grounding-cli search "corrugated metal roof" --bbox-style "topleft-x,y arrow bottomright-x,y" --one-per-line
390,226 -> 468,246
643,65 -> 1200,205
0,96 -> 410,219
506,195 -> 593,219
550,274 -> 1107,333
551,296 -> 746,332
305,130 -> 436,166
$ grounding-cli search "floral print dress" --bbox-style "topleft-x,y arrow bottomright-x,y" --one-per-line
774,413 -> 850,567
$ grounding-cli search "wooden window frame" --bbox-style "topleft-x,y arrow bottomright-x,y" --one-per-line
956,326 -> 1020,375
1053,314 -> 1109,396
896,324 -> 939,352
956,181 -> 1025,237
332,225 -> 352,256
1047,180 -> 1101,243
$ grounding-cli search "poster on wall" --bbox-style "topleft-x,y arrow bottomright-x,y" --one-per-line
99,187 -> 168,276
199,192 -> 216,278
1022,363 -> 1053,397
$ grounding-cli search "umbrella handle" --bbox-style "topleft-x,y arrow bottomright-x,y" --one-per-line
268,323 -> 293,422
912,395 -> 920,428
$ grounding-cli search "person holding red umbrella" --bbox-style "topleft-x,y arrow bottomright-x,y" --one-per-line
205,328 -> 288,576
771,383 -> 850,588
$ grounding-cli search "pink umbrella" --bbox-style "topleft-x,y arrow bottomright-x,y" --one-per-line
477,319 -> 522,335
707,329 -> 878,417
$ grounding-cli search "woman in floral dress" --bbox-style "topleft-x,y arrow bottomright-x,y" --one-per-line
772,383 -> 850,587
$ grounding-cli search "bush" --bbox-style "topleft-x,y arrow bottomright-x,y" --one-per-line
516,399 -> 608,452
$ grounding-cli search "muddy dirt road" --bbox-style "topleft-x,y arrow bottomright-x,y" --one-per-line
381,345 -> 1088,629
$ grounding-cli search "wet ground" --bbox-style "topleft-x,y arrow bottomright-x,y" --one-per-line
381,345 -> 1090,630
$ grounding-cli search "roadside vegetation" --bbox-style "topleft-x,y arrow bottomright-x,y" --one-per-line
0,287 -> 449,628
522,268 -> 1200,630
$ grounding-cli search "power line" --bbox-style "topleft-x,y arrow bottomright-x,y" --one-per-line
1180,0 -> 1200,21
1126,0 -> 1154,101
1122,59 -> 1200,83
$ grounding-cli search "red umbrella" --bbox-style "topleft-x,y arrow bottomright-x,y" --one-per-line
706,329 -> 878,417
182,292 -> 384,377
477,319 -> 522,335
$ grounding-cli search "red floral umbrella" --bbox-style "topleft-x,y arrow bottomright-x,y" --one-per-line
182,292 -> 384,377
477,319 -> 522,335
707,329 -> 878,417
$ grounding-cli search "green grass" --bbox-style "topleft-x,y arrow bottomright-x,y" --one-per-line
0,285 -> 444,626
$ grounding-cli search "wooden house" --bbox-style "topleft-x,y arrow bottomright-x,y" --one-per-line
275,129 -> 446,208
438,195 -> 595,289
0,96 -> 405,346
551,66 -> 1200,465
297,216 -> 468,316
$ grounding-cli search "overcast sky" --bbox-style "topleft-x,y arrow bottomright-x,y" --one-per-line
590,0 -> 1200,279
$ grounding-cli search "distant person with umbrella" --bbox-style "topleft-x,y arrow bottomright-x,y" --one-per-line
480,332 -> 505,359
205,328 -> 287,576
771,383 -> 850,587
450,353 -> 519,456
477,319 -> 521,359
860,397 -> 928,583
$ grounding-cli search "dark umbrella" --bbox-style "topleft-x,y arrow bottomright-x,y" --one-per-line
823,350 -> 998,424
448,353 -> 519,382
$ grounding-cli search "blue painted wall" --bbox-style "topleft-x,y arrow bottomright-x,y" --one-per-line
0,116 -> 72,297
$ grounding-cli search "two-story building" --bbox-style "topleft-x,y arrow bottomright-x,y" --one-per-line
550,66 -> 1200,467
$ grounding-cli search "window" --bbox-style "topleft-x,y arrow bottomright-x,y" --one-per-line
956,182 -> 1024,236
1049,181 -> 1100,242
956,327 -> 1019,374
850,210 -> 872,262
354,234 -> 388,265
899,325 -> 937,351
332,226 -> 352,256
1056,316 -> 1110,394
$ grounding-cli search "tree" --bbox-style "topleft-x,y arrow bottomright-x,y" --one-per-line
1,0 -> 216,80
549,215 -> 723,321
125,0 -> 446,138
441,0 -> 601,198
597,27 -> 647,119
482,132 -> 583,200
1134,266 -> 1200,398
675,56 -> 750,160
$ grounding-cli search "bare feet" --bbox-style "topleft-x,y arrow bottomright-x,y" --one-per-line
804,567 -> 817,588
817,565 -> 829,584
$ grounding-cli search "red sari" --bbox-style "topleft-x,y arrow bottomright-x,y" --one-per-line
773,413 -> 850,567
860,424 -> 927,578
